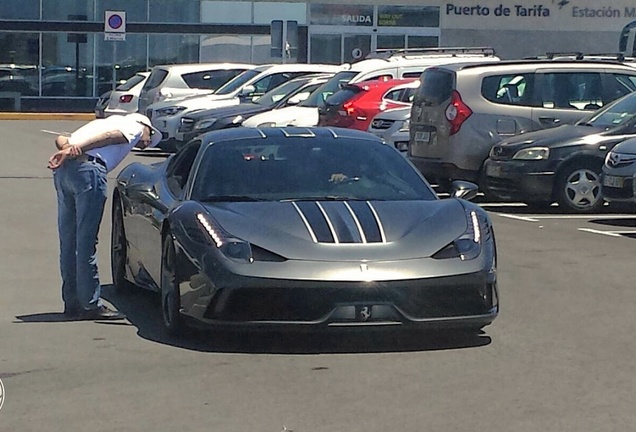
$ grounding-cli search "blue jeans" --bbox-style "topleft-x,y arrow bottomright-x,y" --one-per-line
53,158 -> 108,311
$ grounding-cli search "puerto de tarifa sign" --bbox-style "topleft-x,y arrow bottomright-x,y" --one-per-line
442,0 -> 636,31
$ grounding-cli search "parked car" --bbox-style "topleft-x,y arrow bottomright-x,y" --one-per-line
137,62 -> 253,114
242,47 -> 500,128
318,78 -> 418,131
482,91 -> 636,213
408,58 -> 636,188
367,106 -> 411,152
100,71 -> 149,117
94,90 -> 112,118
601,137 -> 636,205
179,73 -> 333,145
149,63 -> 342,143
111,126 -> 498,335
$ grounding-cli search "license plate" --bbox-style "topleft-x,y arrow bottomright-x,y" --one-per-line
603,175 -> 624,188
486,164 -> 501,177
415,131 -> 430,143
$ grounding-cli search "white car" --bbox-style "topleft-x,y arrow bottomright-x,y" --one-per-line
243,47 -> 500,128
100,72 -> 149,117
149,63 -> 343,142
367,106 -> 411,152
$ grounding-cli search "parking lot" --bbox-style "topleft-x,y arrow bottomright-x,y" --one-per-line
1,120 -> 635,431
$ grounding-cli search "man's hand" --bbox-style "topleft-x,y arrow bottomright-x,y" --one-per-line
55,135 -> 70,150
48,146 -> 81,170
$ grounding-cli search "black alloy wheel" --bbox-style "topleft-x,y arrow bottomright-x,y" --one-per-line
111,197 -> 134,292
160,235 -> 184,335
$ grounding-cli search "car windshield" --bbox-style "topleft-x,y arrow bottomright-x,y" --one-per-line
191,138 -> 436,202
253,79 -> 307,107
578,92 -> 636,128
300,71 -> 357,108
214,68 -> 265,96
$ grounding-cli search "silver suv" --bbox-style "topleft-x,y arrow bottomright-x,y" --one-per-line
138,63 -> 253,113
408,58 -> 636,187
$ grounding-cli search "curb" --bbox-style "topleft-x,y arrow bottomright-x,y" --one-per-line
0,113 -> 96,121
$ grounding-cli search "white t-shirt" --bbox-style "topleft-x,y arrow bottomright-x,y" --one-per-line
68,115 -> 156,172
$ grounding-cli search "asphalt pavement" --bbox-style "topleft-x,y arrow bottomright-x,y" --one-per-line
1,119 -> 636,432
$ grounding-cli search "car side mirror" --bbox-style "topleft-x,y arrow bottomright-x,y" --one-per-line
126,183 -> 169,212
239,85 -> 256,98
450,180 -> 479,201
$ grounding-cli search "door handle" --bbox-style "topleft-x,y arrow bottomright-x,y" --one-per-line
539,117 -> 560,124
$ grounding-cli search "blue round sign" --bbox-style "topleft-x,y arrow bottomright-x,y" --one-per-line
108,14 -> 123,29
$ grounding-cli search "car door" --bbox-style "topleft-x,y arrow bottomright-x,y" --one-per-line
134,141 -> 202,286
531,69 -> 603,130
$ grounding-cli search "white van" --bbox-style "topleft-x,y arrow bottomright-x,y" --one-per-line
243,47 -> 500,128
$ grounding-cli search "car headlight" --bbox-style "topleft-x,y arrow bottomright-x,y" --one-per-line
512,147 -> 550,160
155,106 -> 186,117
433,209 -> 483,261
195,118 -> 217,130
398,119 -> 410,133
257,122 -> 277,127
196,213 -> 253,263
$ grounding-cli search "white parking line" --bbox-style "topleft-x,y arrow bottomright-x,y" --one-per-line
497,214 -> 540,222
577,228 -> 635,238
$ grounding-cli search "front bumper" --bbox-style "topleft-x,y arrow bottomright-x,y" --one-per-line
407,157 -> 480,183
183,270 -> 498,330
481,159 -> 555,202
153,114 -> 183,141
601,173 -> 636,202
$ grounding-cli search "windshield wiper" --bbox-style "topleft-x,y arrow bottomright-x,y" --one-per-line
199,195 -> 264,202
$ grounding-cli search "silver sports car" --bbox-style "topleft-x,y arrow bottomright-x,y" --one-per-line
111,127 -> 499,335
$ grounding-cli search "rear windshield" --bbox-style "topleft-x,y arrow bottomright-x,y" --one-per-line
116,74 -> 146,91
182,69 -> 245,91
417,69 -> 453,106
300,71 -> 358,108
142,68 -> 168,91
324,86 -> 362,107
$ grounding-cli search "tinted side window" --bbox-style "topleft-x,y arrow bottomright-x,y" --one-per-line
181,69 -> 244,91
539,72 -> 602,110
417,69 -> 453,107
324,86 -> 362,107
142,69 -> 168,91
609,73 -> 636,100
384,88 -> 405,101
482,73 -> 534,106
115,74 -> 146,91
166,141 -> 201,197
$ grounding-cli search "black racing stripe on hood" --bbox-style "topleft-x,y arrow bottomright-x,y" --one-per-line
319,202 -> 361,243
295,201 -> 335,243
348,201 -> 383,243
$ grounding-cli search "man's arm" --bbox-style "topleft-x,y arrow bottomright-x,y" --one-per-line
55,130 -> 128,153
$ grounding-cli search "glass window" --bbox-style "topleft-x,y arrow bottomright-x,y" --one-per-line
0,33 -> 39,96
310,34 -> 341,65
610,73 -> 636,99
115,73 -> 146,91
418,69 -> 453,107
0,1 -> 39,19
148,34 -> 199,67
43,1 -> 94,20
482,74 -> 534,107
539,73 -> 602,110
96,0 -> 146,22
97,33 -> 148,95
182,69 -> 247,91
200,35 -> 253,63
407,36 -> 439,49
301,71 -> 357,108
149,0 -> 199,23
42,32 -> 95,97
309,4 -> 373,26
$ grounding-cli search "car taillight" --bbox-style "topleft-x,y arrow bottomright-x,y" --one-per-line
445,90 -> 472,135
338,101 -> 356,117
119,94 -> 134,103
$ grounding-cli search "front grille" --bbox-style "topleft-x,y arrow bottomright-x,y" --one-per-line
203,273 -> 491,322
370,119 -> 395,130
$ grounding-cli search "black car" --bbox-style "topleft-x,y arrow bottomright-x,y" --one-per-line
179,74 -> 332,144
483,91 -> 636,213
111,127 -> 498,335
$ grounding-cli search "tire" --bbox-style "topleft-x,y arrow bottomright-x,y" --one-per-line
160,235 -> 184,335
111,197 -> 134,292
555,161 -> 604,214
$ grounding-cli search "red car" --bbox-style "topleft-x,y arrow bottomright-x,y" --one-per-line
318,78 -> 419,131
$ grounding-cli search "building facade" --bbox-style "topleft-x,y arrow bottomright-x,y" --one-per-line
0,0 -> 633,111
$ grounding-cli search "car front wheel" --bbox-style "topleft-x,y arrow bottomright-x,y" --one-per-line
555,162 -> 604,213
161,235 -> 184,335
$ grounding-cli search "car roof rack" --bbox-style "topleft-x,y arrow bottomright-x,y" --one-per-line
525,52 -> 628,62
365,46 -> 496,60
